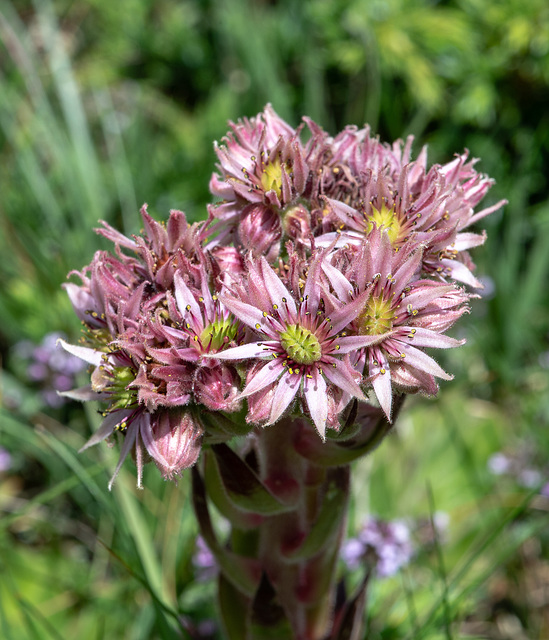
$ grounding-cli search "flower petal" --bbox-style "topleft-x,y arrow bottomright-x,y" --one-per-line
268,370 -> 300,424
241,359 -> 285,398
399,344 -> 453,380
80,409 -> 134,452
220,295 -> 273,334
369,352 -> 393,421
174,271 -> 202,324
259,257 -> 297,320
440,259 -> 482,288
57,339 -> 105,367
303,369 -> 328,439
206,341 -> 273,362
321,358 -> 366,401
397,327 -> 465,349
335,332 -> 392,353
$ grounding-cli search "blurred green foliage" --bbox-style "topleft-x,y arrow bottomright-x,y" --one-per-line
1,0 -> 548,638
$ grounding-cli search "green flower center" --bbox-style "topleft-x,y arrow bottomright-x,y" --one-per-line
279,324 -> 322,365
358,295 -> 395,335
367,203 -> 402,245
199,318 -> 238,351
93,364 -> 138,411
260,157 -> 287,199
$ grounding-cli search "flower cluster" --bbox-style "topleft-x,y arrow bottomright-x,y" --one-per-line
61,106 -> 505,487
341,517 -> 414,577
488,449 -> 549,494
341,512 -> 450,577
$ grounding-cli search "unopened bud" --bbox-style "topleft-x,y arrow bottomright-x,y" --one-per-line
194,365 -> 241,413
282,203 -> 311,243
238,203 -> 281,260
142,409 -> 203,481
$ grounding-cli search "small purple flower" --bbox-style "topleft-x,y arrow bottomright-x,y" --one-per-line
193,535 -> 217,581
342,517 -> 414,578
487,448 -> 547,494
487,452 -> 511,475
0,447 -> 12,473
14,332 -> 86,408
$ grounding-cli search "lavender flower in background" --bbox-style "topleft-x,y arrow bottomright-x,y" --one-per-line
193,535 -> 217,582
487,448 -> 547,492
0,447 -> 12,473
13,332 -> 86,408
342,517 -> 414,577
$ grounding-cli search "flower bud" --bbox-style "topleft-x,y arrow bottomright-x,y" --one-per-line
211,245 -> 245,277
282,203 -> 311,244
238,203 -> 281,260
193,365 -> 241,413
141,409 -> 203,481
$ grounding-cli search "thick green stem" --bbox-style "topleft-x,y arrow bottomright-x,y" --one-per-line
193,403 -> 396,639
253,419 -> 349,639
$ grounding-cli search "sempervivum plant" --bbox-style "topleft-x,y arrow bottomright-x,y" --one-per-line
61,106 -> 505,640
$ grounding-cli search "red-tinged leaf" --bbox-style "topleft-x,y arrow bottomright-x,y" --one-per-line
294,420 -> 392,466
283,467 -> 349,562
330,572 -> 371,640
203,451 -> 265,531
248,572 -> 293,640
211,443 -> 293,515
191,467 -> 260,597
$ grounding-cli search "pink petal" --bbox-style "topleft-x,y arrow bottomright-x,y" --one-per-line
397,327 -> 465,349
369,353 -> 393,421
399,344 -> 453,380
303,370 -> 328,439
329,288 -> 373,334
440,259 -> 482,288
206,341 -> 273,362
466,199 -> 507,226
241,359 -> 285,397
57,339 -> 105,367
452,232 -> 486,251
321,358 -> 365,400
174,272 -> 202,323
268,370 -> 300,424
335,332 -> 392,353
259,258 -> 297,320
220,295 -> 272,333
321,259 -> 353,302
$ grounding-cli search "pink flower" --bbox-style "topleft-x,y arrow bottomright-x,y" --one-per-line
318,127 -> 506,287
207,252 -> 386,438
208,105 -> 328,255
323,230 -> 470,419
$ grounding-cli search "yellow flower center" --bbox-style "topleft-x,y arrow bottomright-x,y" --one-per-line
358,295 -> 395,335
366,203 -> 402,245
260,156 -> 286,199
279,324 -> 322,365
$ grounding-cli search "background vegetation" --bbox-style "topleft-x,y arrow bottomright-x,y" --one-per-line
1,0 -> 548,638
